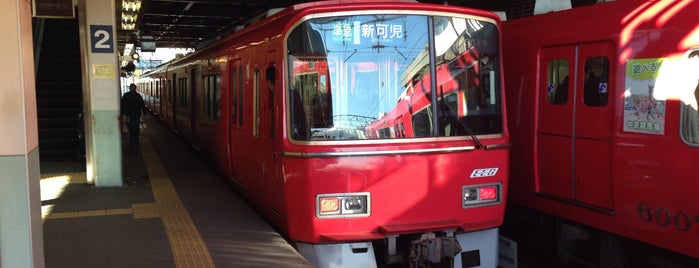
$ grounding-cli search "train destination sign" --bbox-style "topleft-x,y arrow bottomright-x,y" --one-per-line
33,0 -> 74,18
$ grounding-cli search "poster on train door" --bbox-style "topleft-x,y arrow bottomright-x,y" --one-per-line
623,58 -> 666,135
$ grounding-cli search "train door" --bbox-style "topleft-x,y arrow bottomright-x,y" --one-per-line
228,59 -> 244,187
263,51 -> 282,215
537,42 -> 615,211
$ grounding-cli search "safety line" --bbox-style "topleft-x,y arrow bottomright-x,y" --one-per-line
139,135 -> 215,268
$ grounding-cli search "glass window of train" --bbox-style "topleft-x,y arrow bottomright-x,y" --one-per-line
173,78 -> 178,107
176,79 -> 180,108
205,75 -> 215,119
434,15 -> 502,136
178,78 -> 187,109
215,75 -> 221,120
184,78 -> 188,109
170,79 -> 175,105
681,49 -> 699,144
253,69 -> 260,137
583,57 -> 609,107
547,59 -> 569,105
238,67 -> 244,126
203,76 -> 209,117
209,76 -> 214,119
231,67 -> 237,124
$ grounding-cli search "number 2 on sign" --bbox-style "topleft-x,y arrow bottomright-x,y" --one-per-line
93,30 -> 110,49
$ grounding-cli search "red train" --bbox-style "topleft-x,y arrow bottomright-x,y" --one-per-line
137,0 -> 509,267
502,0 -> 699,266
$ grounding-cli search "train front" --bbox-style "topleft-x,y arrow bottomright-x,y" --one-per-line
282,5 -> 508,268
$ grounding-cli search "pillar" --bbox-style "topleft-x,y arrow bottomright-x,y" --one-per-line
0,0 -> 45,267
78,0 -> 123,187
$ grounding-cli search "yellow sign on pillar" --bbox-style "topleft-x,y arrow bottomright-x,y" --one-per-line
92,64 -> 116,79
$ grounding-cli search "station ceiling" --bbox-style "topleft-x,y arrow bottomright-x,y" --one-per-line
116,0 -> 598,51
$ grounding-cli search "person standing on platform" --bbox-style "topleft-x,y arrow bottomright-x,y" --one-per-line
121,83 -> 147,143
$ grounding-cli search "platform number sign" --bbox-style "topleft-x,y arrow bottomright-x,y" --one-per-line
90,25 -> 114,53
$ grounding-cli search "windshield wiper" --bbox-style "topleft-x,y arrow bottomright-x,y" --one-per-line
457,118 -> 483,149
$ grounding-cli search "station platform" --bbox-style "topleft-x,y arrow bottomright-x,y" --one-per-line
39,115 -> 311,267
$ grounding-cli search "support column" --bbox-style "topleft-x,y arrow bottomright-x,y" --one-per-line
0,1 -> 45,267
78,0 -> 123,187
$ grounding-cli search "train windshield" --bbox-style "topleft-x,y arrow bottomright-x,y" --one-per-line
287,13 -> 501,141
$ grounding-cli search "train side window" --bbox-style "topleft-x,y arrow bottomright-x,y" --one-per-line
215,75 -> 221,120
169,79 -> 175,105
681,50 -> 699,144
178,78 -> 188,109
203,74 -> 221,120
231,66 -> 237,124
547,59 -> 569,105
203,76 -> 210,117
238,67 -> 244,126
583,57 -> 609,107
253,69 -> 260,137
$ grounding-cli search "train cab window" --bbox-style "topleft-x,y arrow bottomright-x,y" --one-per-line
434,16 -> 503,137
546,59 -> 569,105
286,14 -> 501,141
583,57 -> 609,107
681,49 -> 699,144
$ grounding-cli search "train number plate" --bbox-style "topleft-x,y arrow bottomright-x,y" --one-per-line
470,168 -> 498,178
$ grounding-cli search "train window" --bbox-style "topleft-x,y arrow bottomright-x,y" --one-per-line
169,79 -> 175,105
253,69 -> 260,137
238,67 -> 244,126
434,16 -> 502,136
203,74 -> 221,120
681,50 -> 699,144
286,13 -> 500,141
215,75 -> 221,120
546,59 -> 569,105
231,66 -> 237,124
178,78 -> 188,109
583,57 -> 609,107
204,78 -> 210,116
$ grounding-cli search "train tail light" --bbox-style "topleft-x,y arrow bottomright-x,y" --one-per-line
462,184 -> 501,208
316,192 -> 371,218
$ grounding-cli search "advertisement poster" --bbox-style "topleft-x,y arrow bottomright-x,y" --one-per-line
623,58 -> 666,135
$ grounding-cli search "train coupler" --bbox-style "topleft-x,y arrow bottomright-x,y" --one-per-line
409,232 -> 462,268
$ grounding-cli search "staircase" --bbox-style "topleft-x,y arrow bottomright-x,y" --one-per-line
34,18 -> 85,161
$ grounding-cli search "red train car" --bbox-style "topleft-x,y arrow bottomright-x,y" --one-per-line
502,0 -> 699,266
139,0 -> 509,267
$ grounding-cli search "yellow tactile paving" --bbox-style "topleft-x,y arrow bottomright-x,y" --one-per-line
139,137 -> 215,268
132,203 -> 161,219
42,136 -> 215,267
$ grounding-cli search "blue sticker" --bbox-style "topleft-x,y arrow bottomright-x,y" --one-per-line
598,82 -> 608,93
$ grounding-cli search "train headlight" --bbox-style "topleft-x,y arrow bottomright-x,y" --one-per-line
462,183 -> 501,208
316,192 -> 370,218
